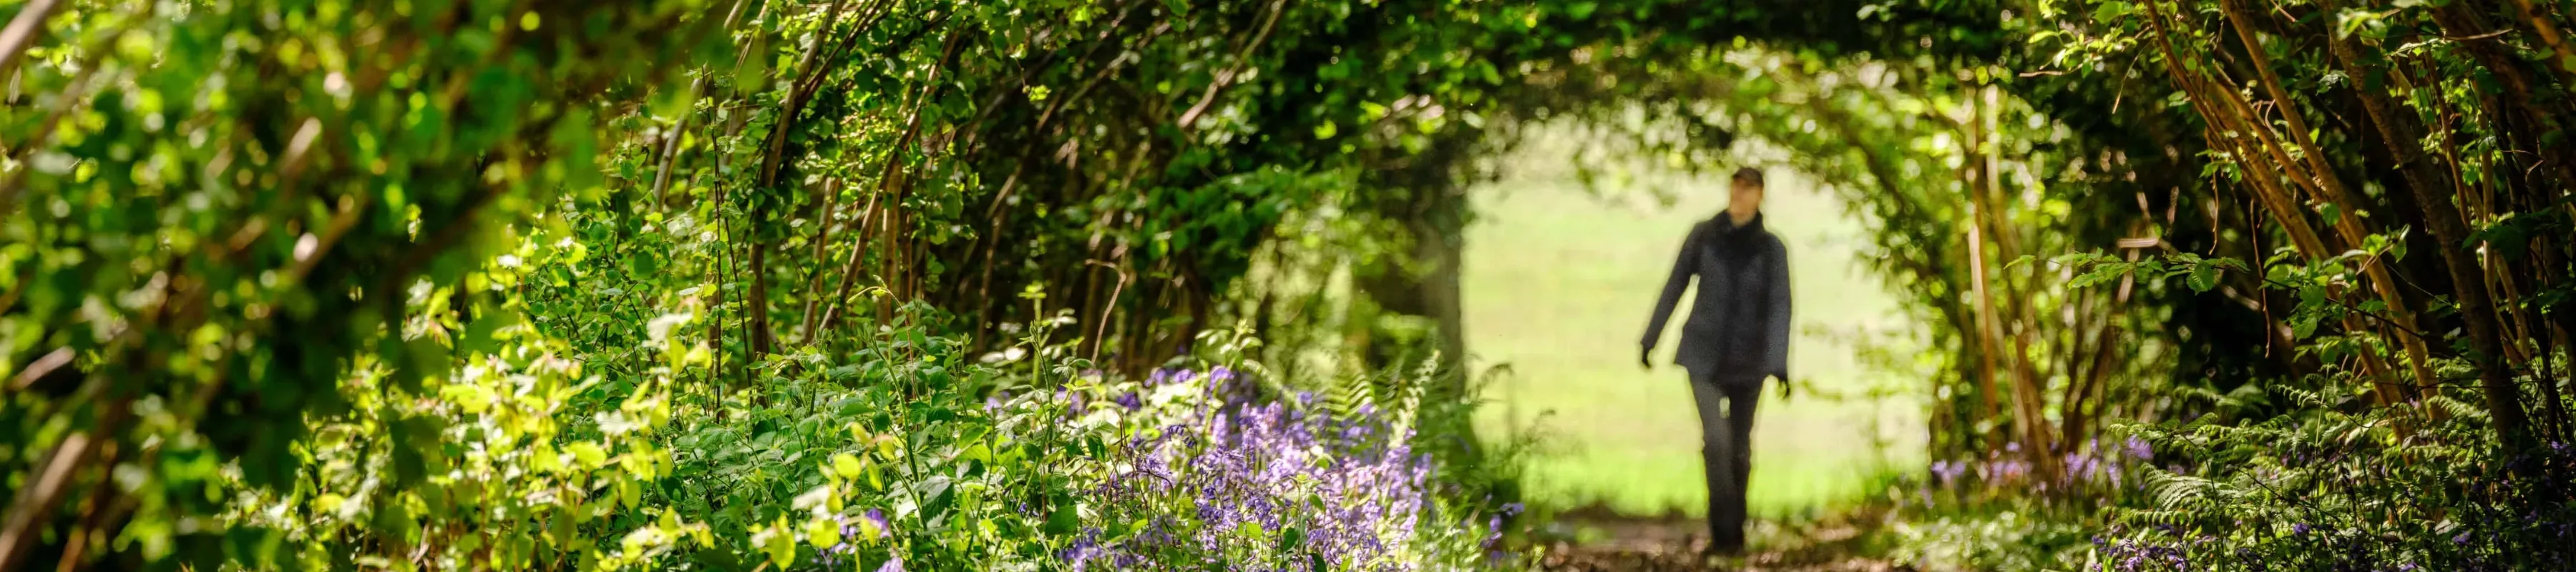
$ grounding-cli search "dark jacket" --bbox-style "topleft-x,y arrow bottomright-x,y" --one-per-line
1641,213 -> 1792,383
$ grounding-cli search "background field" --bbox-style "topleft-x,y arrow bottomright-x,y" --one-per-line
1464,137 -> 1926,518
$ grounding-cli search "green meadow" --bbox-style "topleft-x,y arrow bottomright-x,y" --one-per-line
1465,143 -> 1926,518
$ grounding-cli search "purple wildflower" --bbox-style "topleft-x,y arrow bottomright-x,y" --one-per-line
1995,459 -> 2030,480
1070,368 -> 1435,569
1931,460 -> 1967,483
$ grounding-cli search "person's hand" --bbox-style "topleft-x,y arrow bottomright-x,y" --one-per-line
1775,374 -> 1794,400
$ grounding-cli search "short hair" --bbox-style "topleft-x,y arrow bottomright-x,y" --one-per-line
1731,167 -> 1765,187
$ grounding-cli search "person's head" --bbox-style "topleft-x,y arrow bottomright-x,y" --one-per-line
1727,167 -> 1765,224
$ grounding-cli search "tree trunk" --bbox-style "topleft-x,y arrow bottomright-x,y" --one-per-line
2325,28 -> 2538,452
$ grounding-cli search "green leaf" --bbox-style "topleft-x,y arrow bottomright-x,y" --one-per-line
1043,499 -> 1078,535
734,34 -> 774,98
618,478 -> 641,509
833,453 -> 864,479
761,521 -> 796,568
568,442 -> 609,468
807,517 -> 842,550
922,478 -> 956,524
441,384 -> 496,415
2091,1 -> 2131,23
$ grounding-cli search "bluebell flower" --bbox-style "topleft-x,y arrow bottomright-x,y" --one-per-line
1069,368 -> 1438,570
1930,460 -> 1968,483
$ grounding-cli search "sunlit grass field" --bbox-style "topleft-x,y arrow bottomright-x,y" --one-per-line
1464,144 -> 1925,519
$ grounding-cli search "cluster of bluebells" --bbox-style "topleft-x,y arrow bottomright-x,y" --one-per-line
1058,368 -> 1447,571
1926,435 -> 2155,495
2087,526 -> 2205,572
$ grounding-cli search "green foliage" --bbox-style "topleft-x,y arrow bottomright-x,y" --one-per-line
211,256 -> 1512,571
2047,252 -> 2250,294
11,0 -> 2570,567
2097,380 -> 2576,571
3,0 -> 1569,568
1,1 -> 720,568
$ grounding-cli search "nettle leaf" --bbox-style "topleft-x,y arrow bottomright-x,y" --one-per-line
1043,494 -> 1078,535
2187,264 -> 2220,292
920,475 -> 956,523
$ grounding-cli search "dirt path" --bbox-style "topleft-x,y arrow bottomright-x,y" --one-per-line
1532,507 -> 1908,572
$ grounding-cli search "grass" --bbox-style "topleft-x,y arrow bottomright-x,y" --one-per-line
1464,142 -> 1925,519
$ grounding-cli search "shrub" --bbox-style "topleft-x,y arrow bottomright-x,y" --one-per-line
2095,388 -> 2576,572
218,297 -> 1511,571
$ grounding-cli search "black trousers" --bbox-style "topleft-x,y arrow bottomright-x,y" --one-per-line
1687,373 -> 1761,549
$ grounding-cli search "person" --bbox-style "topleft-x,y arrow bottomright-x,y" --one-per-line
1638,166 -> 1792,556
